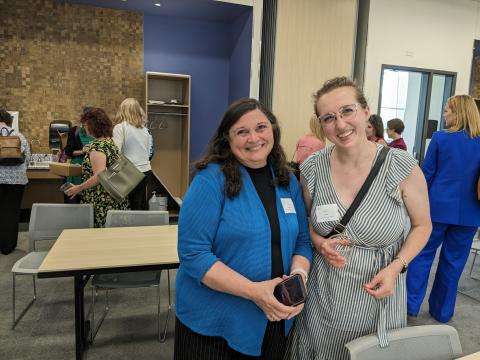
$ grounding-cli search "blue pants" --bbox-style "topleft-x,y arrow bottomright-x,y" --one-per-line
406,222 -> 477,322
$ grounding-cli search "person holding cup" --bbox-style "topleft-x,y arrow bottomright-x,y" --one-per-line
285,77 -> 432,360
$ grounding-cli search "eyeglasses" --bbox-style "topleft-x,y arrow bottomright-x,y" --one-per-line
317,103 -> 359,125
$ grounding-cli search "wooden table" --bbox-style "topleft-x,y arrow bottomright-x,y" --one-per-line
22,169 -> 64,209
458,352 -> 480,359
38,225 -> 179,360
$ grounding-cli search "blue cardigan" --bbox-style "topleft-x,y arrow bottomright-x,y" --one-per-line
176,163 -> 312,356
422,130 -> 480,226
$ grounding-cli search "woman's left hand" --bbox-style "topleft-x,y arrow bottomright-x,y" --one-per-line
363,266 -> 399,299
64,184 -> 82,198
286,303 -> 305,320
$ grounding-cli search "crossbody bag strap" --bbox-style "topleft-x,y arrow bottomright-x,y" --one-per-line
327,146 -> 390,237
0,127 -> 13,136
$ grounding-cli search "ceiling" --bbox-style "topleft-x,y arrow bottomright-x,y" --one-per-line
63,0 -> 251,23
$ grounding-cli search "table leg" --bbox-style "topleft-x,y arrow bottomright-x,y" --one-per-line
74,275 -> 89,360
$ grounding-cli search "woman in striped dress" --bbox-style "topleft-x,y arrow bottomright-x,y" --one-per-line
285,77 -> 432,360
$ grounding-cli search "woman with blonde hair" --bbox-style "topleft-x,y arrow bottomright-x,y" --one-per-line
294,114 -> 326,165
285,77 -> 431,359
407,94 -> 480,322
113,98 -> 153,210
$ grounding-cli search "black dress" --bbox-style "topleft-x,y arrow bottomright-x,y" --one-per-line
174,164 -> 286,360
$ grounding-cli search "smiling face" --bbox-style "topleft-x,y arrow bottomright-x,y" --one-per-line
444,102 -> 456,128
228,109 -> 274,168
316,86 -> 370,148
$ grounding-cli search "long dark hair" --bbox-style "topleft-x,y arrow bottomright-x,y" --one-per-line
196,98 -> 291,198
368,114 -> 385,138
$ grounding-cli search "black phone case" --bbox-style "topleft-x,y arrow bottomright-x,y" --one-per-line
273,273 -> 307,307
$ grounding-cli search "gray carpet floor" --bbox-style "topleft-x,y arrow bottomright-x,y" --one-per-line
1,232 -> 175,360
1,232 -> 479,359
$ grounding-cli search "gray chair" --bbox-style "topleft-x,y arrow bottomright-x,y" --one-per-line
11,203 -> 94,329
345,325 -> 462,360
468,239 -> 480,279
90,210 -> 171,343
458,235 -> 480,301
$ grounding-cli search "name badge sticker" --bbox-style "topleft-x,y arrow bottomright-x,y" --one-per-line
315,204 -> 340,222
281,198 -> 296,214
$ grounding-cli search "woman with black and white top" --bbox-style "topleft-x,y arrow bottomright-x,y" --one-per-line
285,77 -> 432,359
0,108 -> 30,254
113,98 -> 153,210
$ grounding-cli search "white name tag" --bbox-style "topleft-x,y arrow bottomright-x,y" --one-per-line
315,204 -> 340,222
281,198 -> 296,214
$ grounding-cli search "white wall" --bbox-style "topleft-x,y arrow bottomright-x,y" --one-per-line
364,0 -> 479,112
273,0 -> 357,158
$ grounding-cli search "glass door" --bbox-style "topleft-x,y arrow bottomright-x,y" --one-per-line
378,65 -> 456,164
422,74 -> 455,159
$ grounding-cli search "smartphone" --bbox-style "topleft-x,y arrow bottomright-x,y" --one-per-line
60,182 -> 74,191
273,273 -> 307,307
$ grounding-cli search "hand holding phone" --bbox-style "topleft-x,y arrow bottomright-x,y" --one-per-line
60,182 -> 74,192
273,273 -> 307,307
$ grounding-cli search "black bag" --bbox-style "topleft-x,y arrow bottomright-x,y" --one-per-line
289,161 -> 300,180
0,127 -> 25,166
327,147 -> 390,237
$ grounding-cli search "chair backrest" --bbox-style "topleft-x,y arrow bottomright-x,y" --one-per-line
29,203 -> 94,251
105,210 -> 169,228
345,325 -> 462,360
472,239 -> 480,251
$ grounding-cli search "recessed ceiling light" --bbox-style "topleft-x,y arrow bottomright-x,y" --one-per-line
154,3 -> 161,6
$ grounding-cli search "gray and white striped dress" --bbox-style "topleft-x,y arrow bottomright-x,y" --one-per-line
285,145 -> 417,360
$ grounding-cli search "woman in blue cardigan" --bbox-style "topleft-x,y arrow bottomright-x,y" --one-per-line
174,98 -> 312,359
407,95 -> 480,322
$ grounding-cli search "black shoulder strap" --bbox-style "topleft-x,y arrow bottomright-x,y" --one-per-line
0,127 -> 14,136
327,146 -> 390,237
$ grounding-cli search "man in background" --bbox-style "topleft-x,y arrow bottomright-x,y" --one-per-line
387,118 -> 407,151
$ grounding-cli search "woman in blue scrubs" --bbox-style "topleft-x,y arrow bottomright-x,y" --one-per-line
407,94 -> 480,322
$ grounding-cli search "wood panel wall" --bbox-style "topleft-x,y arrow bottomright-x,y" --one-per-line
272,0 -> 357,157
0,0 -> 144,153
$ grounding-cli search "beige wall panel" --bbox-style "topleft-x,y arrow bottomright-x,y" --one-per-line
273,0 -> 357,158
0,0 -> 144,153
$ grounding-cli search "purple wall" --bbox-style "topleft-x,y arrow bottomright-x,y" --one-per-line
144,13 -> 252,162
228,12 -> 252,104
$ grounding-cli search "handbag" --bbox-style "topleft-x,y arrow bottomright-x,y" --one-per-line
327,146 -> 390,237
99,124 -> 144,201
98,153 -> 145,201
289,147 -> 300,180
0,127 -> 24,166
